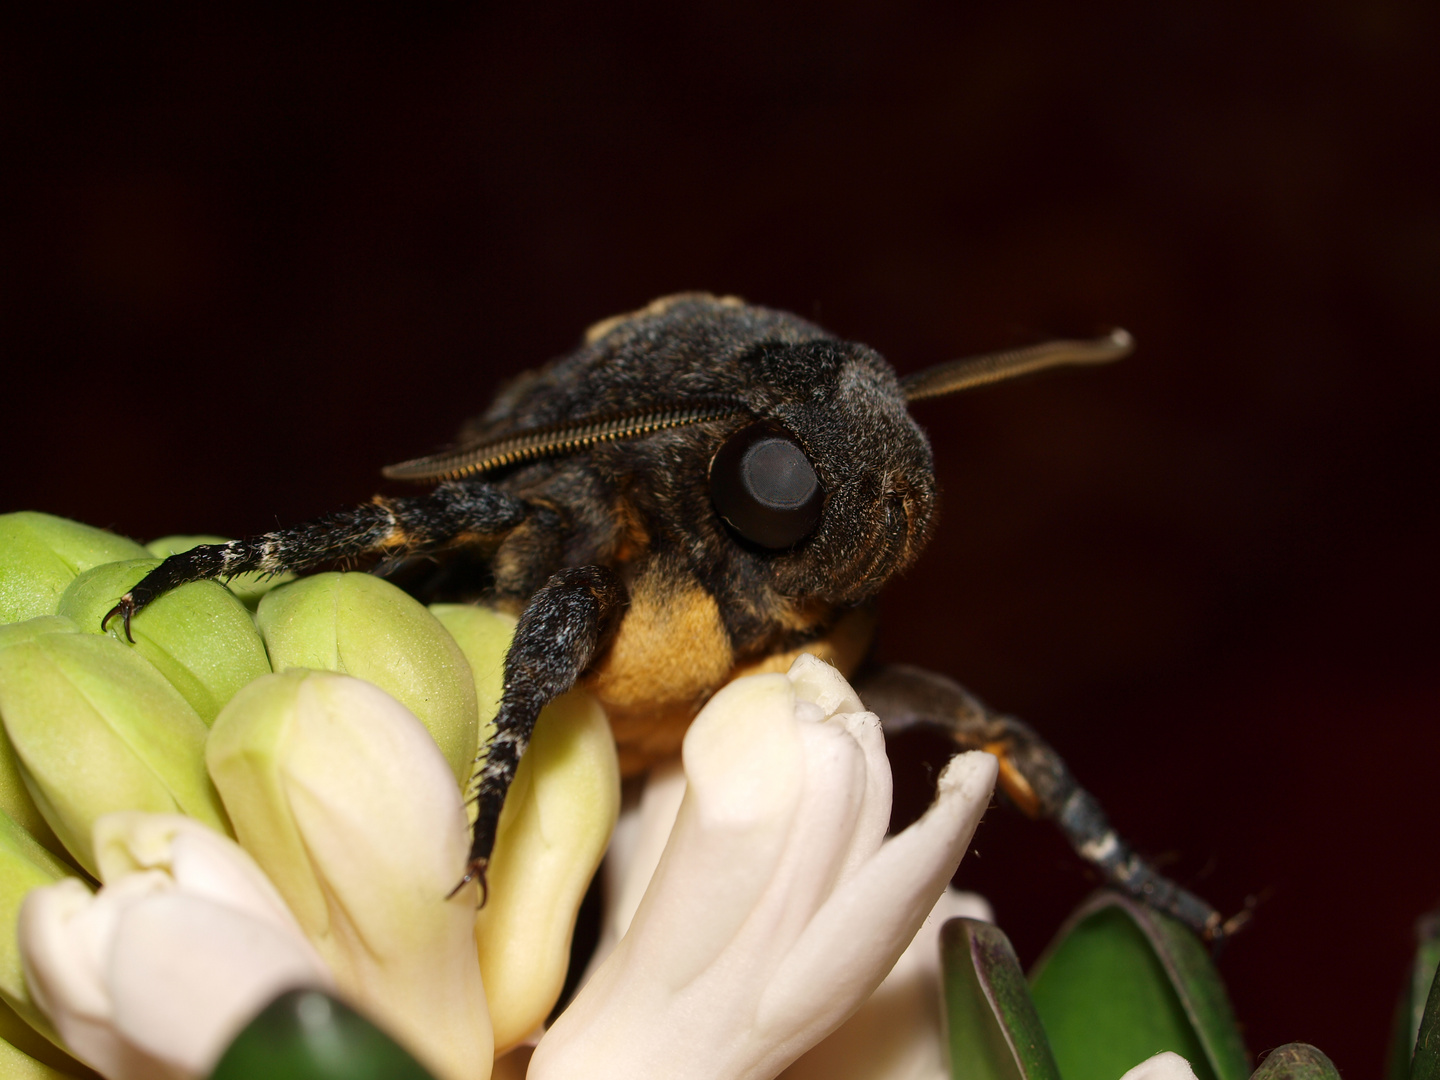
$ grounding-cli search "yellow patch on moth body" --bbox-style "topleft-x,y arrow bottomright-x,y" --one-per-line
593,598 -> 878,777
585,562 -> 735,775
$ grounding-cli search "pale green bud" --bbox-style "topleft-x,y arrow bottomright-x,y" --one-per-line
145,535 -> 294,609
257,573 -> 478,785
57,559 -> 271,725
0,807 -> 75,1058
0,622 -> 76,861
0,513 -> 147,625
0,634 -> 229,875
475,689 -> 619,1054
0,1021 -> 85,1079
429,603 -> 515,783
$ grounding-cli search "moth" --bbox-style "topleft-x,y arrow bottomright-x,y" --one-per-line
106,293 -> 1235,940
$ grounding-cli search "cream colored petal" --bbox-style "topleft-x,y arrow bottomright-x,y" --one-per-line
1119,1052 -> 1199,1080
475,690 -> 619,1054
754,752 -> 997,1068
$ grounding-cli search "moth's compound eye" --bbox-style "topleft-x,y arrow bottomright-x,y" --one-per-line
709,422 -> 824,549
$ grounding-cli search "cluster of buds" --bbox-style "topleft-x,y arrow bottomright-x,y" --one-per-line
2,510 -> 1325,1080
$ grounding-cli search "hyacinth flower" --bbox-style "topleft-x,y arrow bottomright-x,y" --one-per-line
529,654 -> 1000,1080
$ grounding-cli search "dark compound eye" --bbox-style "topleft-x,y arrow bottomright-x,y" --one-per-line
708,422 -> 824,549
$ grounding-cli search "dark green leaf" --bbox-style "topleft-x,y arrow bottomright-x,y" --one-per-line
1388,913 -> 1440,1080
1029,891 -> 1249,1080
1412,958 -> 1440,1080
1249,1043 -> 1340,1080
209,989 -> 435,1080
941,917 -> 1060,1080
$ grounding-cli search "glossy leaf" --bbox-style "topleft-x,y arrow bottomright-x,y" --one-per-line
941,917 -> 1060,1080
1389,914 -> 1440,1080
1413,955 -> 1440,1080
1249,1044 -> 1340,1080
1029,892 -> 1248,1080
209,989 -> 435,1080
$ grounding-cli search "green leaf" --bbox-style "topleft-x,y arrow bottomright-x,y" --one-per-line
1249,1044 -> 1341,1080
1389,914 -> 1440,1080
209,989 -> 435,1080
1029,891 -> 1249,1080
941,917 -> 1060,1080
1413,955 -> 1440,1080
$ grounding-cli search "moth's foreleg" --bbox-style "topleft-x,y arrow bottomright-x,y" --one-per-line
858,664 -> 1242,944
103,481 -> 527,638
462,565 -> 627,894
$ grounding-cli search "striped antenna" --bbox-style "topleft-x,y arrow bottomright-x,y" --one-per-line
383,400 -> 745,483
901,329 -> 1133,402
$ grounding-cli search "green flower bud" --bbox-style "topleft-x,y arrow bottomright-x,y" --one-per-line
0,807 -> 74,1056
428,603 -> 515,780
146,535 -> 295,609
0,622 -> 77,862
257,574 -> 478,785
0,1015 -> 86,1080
57,560 -> 271,726
0,634 -> 229,875
475,689 -> 619,1053
0,513 -> 147,625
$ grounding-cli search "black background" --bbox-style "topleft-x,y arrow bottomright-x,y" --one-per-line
3,5 -> 1438,1074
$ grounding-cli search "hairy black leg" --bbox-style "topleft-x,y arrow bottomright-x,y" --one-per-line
460,565 -> 627,894
102,481 -> 527,639
857,664 -> 1246,944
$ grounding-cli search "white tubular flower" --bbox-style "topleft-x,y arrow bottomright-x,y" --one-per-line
531,654 -> 998,1080
1120,1052 -> 1199,1080
17,813 -> 331,1080
205,670 -> 492,1080
781,889 -> 994,1080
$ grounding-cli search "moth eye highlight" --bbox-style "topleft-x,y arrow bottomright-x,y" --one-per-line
708,422 -> 823,549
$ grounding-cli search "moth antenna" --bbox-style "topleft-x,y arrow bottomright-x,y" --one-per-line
901,329 -> 1134,402
383,399 -> 745,483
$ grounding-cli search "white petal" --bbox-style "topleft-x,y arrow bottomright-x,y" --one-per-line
781,889 -> 985,1080
93,812 -> 303,942
785,654 -> 864,718
109,892 -> 332,1076
755,752 -> 997,1064
619,673 -> 805,990
1120,1052 -> 1200,1080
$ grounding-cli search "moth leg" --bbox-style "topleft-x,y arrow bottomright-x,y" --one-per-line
102,481 -> 528,639
461,564 -> 627,894
857,663 -> 1243,944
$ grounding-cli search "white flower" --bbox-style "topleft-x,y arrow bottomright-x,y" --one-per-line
1120,1052 -> 1199,1080
531,654 -> 998,1080
18,813 -> 331,1080
781,888 -> 993,1080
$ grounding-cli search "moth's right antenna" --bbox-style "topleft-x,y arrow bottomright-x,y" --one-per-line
901,329 -> 1134,403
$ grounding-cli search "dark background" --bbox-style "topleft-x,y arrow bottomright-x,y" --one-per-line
3,4 -> 1437,1075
